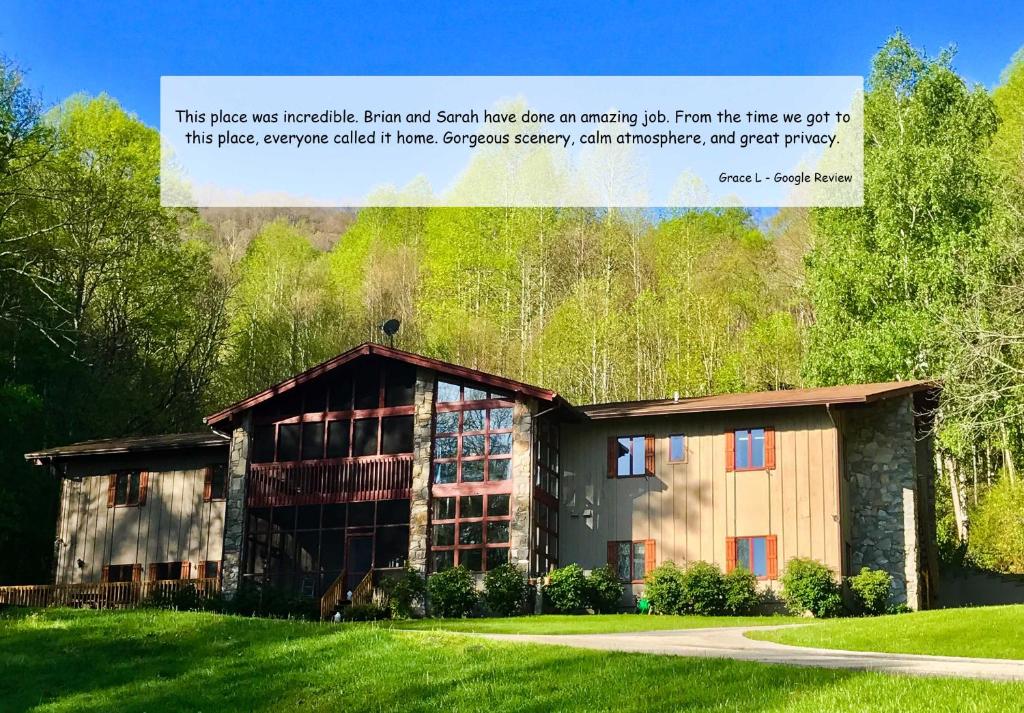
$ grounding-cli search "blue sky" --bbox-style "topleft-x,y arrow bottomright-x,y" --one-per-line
4,2 -> 1023,127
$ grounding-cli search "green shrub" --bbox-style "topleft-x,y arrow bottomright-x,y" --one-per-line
644,561 -> 689,614
382,567 -> 427,619
544,564 -> 589,613
483,563 -> 527,616
587,565 -> 624,613
340,603 -> 390,621
723,567 -> 760,615
680,561 -> 727,615
781,558 -> 843,617
967,479 -> 1024,574
848,567 -> 893,615
427,566 -> 477,618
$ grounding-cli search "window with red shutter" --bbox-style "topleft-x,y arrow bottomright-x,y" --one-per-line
729,536 -> 775,579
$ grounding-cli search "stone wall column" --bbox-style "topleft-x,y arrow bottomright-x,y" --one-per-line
407,368 -> 434,574
509,398 -> 535,575
221,412 -> 251,598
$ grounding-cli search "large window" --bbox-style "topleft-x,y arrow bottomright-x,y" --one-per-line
102,563 -> 139,583
432,405 -> 513,484
108,470 -> 145,507
727,535 -> 777,579
669,434 -> 686,463
608,435 -> 652,478
533,418 -> 559,574
728,427 -> 775,471
430,493 -> 511,572
608,540 -> 654,582
204,464 -> 229,501
149,561 -> 188,581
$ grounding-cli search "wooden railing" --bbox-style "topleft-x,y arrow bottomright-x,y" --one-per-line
248,455 -> 414,507
0,578 -> 220,610
319,570 -> 348,620
350,570 -> 376,606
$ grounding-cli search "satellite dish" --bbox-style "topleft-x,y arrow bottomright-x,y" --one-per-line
381,319 -> 400,346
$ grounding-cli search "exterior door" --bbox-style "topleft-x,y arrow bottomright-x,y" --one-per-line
346,534 -> 374,591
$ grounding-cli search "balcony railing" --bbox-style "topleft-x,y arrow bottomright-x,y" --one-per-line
0,578 -> 220,609
248,454 -> 414,507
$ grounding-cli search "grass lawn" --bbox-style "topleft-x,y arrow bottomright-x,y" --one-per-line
2,609 -> 1023,712
387,613 -> 807,634
747,605 -> 1024,660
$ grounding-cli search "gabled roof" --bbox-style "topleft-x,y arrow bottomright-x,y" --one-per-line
25,431 -> 229,463
205,342 -> 563,428
579,380 -> 936,419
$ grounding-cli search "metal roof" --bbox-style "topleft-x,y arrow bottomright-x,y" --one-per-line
25,431 -> 229,463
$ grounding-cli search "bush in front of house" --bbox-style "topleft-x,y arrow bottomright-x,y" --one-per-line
340,602 -> 391,621
587,565 -> 625,613
644,561 -> 689,614
781,557 -> 843,617
848,566 -> 893,616
722,566 -> 760,615
544,563 -> 589,613
427,565 -> 477,618
680,561 -> 727,615
483,563 -> 527,616
382,567 -> 427,619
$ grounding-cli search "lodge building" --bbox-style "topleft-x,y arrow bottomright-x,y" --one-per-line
23,343 -> 940,610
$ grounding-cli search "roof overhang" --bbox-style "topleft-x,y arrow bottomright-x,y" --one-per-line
25,432 -> 229,465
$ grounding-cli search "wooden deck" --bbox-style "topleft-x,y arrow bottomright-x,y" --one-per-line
0,578 -> 220,609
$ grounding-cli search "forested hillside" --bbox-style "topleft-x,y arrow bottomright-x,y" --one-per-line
1,34 -> 1022,583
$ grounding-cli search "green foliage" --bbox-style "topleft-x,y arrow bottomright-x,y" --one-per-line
644,561 -> 689,614
427,566 -> 477,618
847,567 -> 893,616
968,480 -> 1024,574
339,603 -> 391,621
722,567 -> 761,615
586,565 -> 625,614
544,563 -> 590,613
780,558 -> 843,618
382,567 -> 427,619
482,563 -> 527,616
226,581 -> 319,620
645,561 -> 730,615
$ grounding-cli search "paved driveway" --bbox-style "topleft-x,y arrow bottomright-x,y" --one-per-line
477,625 -> 1024,682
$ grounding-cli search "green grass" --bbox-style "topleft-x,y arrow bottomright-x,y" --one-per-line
387,613 -> 807,634
748,605 -> 1024,660
1,609 -> 1022,711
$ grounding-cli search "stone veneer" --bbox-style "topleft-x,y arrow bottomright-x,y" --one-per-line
844,395 -> 921,608
221,413 -> 251,598
406,367 -> 435,574
509,398 -> 535,573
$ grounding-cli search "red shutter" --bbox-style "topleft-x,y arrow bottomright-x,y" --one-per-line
180,561 -> 191,579
765,428 -> 776,470
107,475 -> 116,507
132,564 -> 142,583
726,537 -> 737,572
197,562 -> 206,579
644,540 -> 656,576
102,565 -> 110,583
644,435 -> 655,476
607,541 -> 618,568
138,472 -> 149,506
607,437 -> 618,478
725,431 -> 736,472
148,564 -> 158,581
203,467 -> 213,502
766,535 -> 779,579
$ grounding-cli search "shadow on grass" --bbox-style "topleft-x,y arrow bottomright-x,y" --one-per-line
1,609 -> 1021,712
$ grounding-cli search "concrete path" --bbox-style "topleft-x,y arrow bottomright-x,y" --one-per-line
476,625 -> 1024,682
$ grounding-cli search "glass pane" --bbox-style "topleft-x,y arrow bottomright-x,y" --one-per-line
127,472 -> 141,505
632,541 -> 645,580
465,385 -> 488,401
115,472 -> 129,505
617,542 -> 631,580
487,494 -> 510,517
459,522 -> 483,545
349,502 -> 374,527
437,380 -> 461,402
326,420 -> 350,459
301,422 -> 324,460
670,434 -> 685,461
736,538 -> 751,571
461,460 -> 484,482
462,435 -> 485,457
432,496 -> 456,520
486,521 -> 510,544
434,437 -> 457,458
377,499 -> 409,525
384,363 -> 417,407
488,458 -> 510,481
381,415 -> 414,454
490,408 -> 513,430
352,419 -> 378,457
433,462 -> 457,484
486,547 -> 509,571
462,409 -> 486,432
432,550 -> 454,572
752,537 -> 768,577
461,548 -> 483,571
353,364 -> 379,409
435,411 -> 459,434
751,429 -> 766,469
616,437 -> 631,476
460,495 -> 483,518
252,424 -> 276,463
277,424 -> 300,461
631,436 -> 645,475
321,504 -> 346,529
735,431 -> 750,469
296,505 -> 320,529
489,433 -> 512,455
432,524 -> 455,546
328,377 -> 352,411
